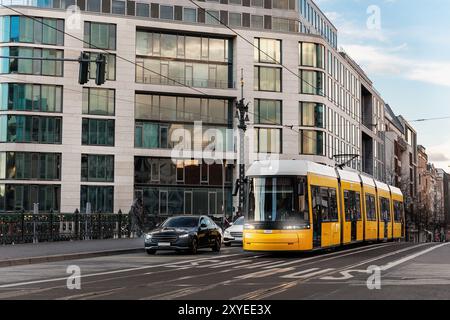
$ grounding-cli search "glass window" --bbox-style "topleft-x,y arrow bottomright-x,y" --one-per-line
0,115 -> 61,144
112,0 -> 125,14
81,118 -> 115,146
183,8 -> 197,22
2,47 -> 63,76
87,52 -> 116,81
300,130 -> 324,155
300,42 -> 324,69
393,200 -> 404,223
80,185 -> 114,213
229,13 -> 241,27
254,66 -> 282,92
0,184 -> 61,213
3,83 -> 62,112
1,16 -> 64,45
136,3 -> 149,17
251,15 -> 264,29
300,102 -> 324,127
84,22 -> 116,50
83,88 -> 115,116
255,128 -> 281,154
255,99 -> 281,125
87,0 -> 101,12
206,10 -> 220,25
81,154 -> 114,182
365,194 -> 377,221
160,5 -> 174,19
344,190 -> 362,222
311,186 -> 338,222
135,32 -> 231,89
300,70 -> 324,95
254,38 -> 281,64
0,152 -> 60,181
380,197 -> 391,222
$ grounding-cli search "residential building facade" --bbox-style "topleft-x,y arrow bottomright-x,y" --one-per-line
0,0 -> 390,223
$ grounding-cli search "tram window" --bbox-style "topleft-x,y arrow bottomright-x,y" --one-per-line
344,190 -> 362,222
365,194 -> 377,221
328,188 -> 338,221
393,201 -> 403,222
312,186 -> 338,223
355,193 -> 362,220
251,177 -> 310,225
380,197 -> 391,222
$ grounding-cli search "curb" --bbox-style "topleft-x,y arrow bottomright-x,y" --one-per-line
0,247 -> 144,268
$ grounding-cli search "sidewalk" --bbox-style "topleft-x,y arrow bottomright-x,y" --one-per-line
0,238 -> 144,267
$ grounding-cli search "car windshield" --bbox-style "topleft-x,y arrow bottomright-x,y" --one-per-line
233,217 -> 244,225
249,177 -> 310,225
162,217 -> 199,228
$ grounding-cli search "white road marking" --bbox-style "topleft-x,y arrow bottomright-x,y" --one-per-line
0,253 -> 243,289
381,243 -> 449,271
235,268 -> 295,279
321,243 -> 446,281
261,243 -> 394,269
281,268 -> 335,279
239,260 -> 287,269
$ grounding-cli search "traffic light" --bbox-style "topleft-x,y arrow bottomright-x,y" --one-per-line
95,54 -> 107,86
78,52 -> 89,85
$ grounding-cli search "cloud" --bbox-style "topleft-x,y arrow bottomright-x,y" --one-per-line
341,44 -> 450,88
426,144 -> 450,171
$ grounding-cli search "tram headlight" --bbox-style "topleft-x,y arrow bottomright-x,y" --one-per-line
283,226 -> 301,230
244,224 -> 255,230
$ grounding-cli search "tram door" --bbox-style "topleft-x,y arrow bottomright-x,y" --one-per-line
312,187 -> 322,248
351,218 -> 357,242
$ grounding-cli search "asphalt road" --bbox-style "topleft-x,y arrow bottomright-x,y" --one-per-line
0,241 -> 449,300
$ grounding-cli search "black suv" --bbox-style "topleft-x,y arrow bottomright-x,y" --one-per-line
144,216 -> 222,255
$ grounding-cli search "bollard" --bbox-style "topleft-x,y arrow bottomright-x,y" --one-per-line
33,203 -> 39,244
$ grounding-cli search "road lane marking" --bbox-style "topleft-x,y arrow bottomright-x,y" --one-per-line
260,243 -> 394,269
381,243 -> 449,271
228,243 -> 431,300
0,253 -> 244,289
320,243 -> 436,281
239,260 -> 287,269
235,268 -> 295,279
281,268 -> 335,279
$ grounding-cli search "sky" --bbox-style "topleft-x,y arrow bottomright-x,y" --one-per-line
314,0 -> 450,172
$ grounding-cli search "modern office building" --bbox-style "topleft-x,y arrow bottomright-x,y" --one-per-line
0,0 -> 388,222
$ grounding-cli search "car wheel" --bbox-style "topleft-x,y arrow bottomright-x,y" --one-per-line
212,237 -> 221,252
190,238 -> 198,255
146,249 -> 156,255
224,242 -> 231,247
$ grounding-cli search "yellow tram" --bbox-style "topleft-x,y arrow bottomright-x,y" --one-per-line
243,160 -> 405,252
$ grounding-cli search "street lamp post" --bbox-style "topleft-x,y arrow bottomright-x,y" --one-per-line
235,69 -> 249,216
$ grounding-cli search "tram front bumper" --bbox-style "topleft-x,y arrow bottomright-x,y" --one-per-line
243,231 -> 312,252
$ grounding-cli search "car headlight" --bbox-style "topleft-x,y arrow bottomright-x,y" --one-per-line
179,233 -> 190,238
145,234 -> 152,240
224,230 -> 231,236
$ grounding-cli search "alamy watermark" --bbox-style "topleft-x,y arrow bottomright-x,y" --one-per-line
366,265 -> 382,290
66,265 -> 82,290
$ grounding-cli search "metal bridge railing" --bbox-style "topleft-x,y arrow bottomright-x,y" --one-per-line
0,213 -> 132,245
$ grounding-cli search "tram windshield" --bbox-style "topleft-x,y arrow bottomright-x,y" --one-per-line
249,177 -> 310,226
